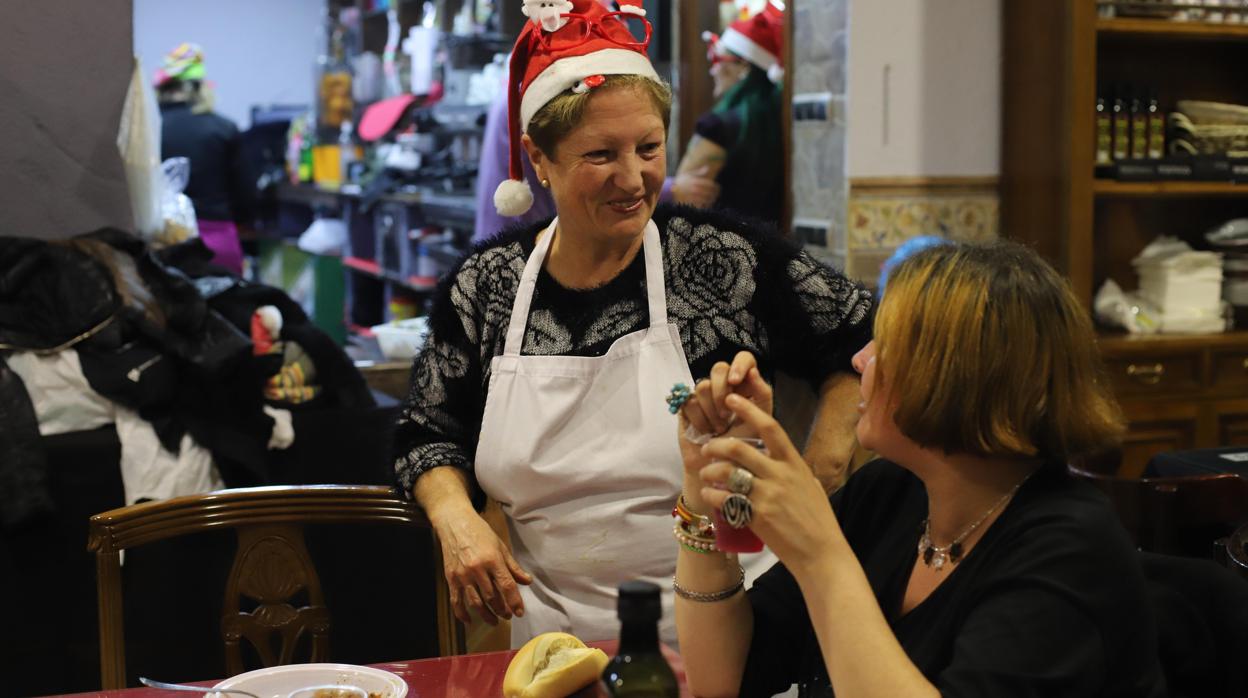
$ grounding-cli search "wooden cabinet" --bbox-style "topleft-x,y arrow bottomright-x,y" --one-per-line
1004,2 -> 1248,474
1099,333 -> 1248,475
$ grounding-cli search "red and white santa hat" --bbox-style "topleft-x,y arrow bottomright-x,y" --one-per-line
704,1 -> 786,84
494,0 -> 658,216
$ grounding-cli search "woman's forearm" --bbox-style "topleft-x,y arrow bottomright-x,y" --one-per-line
674,476 -> 754,698
413,465 -> 476,528
793,549 -> 939,698
803,372 -> 862,492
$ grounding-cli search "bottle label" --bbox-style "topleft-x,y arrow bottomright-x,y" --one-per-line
1096,115 -> 1112,165
1148,116 -> 1165,160
1113,115 -> 1129,161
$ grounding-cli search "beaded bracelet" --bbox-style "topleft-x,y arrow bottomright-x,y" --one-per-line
673,521 -> 717,553
673,565 -> 745,603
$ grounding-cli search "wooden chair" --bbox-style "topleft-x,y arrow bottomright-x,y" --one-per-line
1068,465 -> 1248,557
88,485 -> 463,690
1223,523 -> 1248,582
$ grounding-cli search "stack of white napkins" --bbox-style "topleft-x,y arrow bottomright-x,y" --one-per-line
1133,237 -> 1226,334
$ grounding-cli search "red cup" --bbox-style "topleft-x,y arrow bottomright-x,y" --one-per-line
713,437 -> 766,553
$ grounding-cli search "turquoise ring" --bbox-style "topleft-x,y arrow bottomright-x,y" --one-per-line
665,382 -> 693,414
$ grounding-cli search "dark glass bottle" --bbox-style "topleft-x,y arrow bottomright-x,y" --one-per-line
601,580 -> 679,697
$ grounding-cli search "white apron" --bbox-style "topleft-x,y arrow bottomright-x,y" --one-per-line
475,218 -> 775,649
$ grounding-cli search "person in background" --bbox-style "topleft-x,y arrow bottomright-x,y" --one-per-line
397,0 -> 872,649
472,3 -> 722,243
678,1 -> 785,223
155,43 -> 245,274
674,240 -> 1168,697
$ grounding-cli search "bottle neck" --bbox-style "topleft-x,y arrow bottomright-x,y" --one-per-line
617,619 -> 661,655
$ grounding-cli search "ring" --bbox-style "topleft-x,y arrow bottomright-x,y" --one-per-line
727,467 -> 754,495
721,493 -> 753,529
665,382 -> 693,414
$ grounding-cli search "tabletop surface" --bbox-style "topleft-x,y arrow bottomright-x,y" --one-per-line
40,641 -> 693,698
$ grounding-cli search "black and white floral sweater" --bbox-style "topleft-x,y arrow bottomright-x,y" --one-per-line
392,205 -> 874,501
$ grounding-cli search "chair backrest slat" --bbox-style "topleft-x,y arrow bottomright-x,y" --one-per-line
1068,465 -> 1248,556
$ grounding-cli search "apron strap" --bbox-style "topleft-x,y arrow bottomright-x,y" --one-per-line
503,218 -> 670,356
639,220 -> 668,327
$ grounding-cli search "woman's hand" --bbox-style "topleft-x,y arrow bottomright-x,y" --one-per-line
681,351 -> 773,437
671,166 -> 721,208
698,393 -> 844,573
678,352 -> 773,476
432,506 -> 533,626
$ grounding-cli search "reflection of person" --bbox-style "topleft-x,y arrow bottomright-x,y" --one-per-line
674,241 -> 1168,697
395,0 -> 873,649
678,2 -> 785,222
154,43 -> 245,274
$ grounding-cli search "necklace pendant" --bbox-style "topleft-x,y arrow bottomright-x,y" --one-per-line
922,546 -> 934,566
949,542 -> 964,563
931,551 -> 946,571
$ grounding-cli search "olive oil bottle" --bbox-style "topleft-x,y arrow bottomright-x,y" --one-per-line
601,580 -> 679,697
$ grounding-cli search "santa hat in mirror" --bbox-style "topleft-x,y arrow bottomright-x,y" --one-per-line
494,0 -> 659,216
704,0 -> 786,84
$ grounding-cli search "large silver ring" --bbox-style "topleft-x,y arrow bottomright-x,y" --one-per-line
721,493 -> 753,529
727,467 -> 754,495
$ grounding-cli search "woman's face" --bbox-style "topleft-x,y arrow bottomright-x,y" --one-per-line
527,85 -> 666,245
852,340 -> 902,456
710,57 -> 749,99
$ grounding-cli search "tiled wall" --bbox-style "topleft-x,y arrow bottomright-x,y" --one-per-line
789,0 -> 849,270
789,0 -> 1001,285
845,182 -> 999,283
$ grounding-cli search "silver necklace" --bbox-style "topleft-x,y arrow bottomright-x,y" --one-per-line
918,474 -> 1031,572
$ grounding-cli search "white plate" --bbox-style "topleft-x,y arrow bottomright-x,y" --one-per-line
211,663 -> 407,698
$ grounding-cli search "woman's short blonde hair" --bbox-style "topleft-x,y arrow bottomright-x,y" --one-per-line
527,74 -> 672,157
875,240 -> 1124,462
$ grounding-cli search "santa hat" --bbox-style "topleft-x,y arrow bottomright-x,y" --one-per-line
707,1 -> 785,84
494,0 -> 658,217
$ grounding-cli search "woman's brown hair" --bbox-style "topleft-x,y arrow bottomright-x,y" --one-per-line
874,240 -> 1124,461
526,74 -> 672,158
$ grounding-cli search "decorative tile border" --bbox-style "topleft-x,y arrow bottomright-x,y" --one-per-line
844,177 -> 1000,284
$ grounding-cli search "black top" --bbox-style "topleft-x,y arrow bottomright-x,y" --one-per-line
742,460 -> 1169,698
694,110 -> 782,223
159,103 -> 240,221
392,205 -> 874,503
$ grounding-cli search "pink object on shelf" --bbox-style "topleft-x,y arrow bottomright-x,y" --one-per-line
359,94 -> 417,142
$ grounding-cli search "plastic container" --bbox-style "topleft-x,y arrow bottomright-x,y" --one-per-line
370,316 -> 430,361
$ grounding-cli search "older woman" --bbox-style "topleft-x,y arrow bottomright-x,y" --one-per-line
393,0 -> 872,648
675,241 -> 1168,697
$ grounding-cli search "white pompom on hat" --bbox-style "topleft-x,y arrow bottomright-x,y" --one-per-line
494,0 -> 660,216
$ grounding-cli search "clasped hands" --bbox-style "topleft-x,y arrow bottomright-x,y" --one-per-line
678,352 -> 841,566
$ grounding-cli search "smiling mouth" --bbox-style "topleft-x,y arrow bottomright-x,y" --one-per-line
607,198 -> 643,214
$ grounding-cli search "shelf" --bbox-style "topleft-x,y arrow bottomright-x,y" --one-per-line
1093,180 -> 1248,197
1097,17 -> 1248,41
344,256 -> 438,292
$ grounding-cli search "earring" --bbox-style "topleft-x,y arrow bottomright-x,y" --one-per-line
540,178 -> 551,188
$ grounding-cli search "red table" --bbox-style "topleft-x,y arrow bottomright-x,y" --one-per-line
42,642 -> 692,698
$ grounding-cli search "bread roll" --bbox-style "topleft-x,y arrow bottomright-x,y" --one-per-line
502,632 -> 610,698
